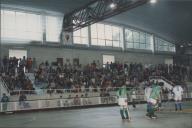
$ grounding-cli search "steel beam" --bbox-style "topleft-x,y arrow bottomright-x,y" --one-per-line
63,0 -> 149,32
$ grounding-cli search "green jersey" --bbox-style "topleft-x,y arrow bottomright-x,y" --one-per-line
117,86 -> 127,98
149,85 -> 161,100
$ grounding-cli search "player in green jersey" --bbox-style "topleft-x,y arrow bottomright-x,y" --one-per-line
116,83 -> 131,120
146,81 -> 162,119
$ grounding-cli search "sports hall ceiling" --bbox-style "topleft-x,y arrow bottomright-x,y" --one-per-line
1,0 -> 192,46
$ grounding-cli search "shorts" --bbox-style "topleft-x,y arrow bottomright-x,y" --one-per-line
147,98 -> 157,105
174,96 -> 182,101
118,98 -> 128,106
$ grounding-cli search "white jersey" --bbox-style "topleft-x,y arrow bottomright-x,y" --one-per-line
172,85 -> 183,101
145,87 -> 152,100
173,85 -> 183,97
131,91 -> 136,99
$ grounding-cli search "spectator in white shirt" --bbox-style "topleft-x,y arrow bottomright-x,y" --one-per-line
172,85 -> 183,111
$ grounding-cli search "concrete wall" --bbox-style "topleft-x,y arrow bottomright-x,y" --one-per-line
1,44 -> 173,66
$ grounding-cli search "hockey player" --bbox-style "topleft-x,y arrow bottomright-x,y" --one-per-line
146,81 -> 162,119
145,84 -> 152,114
116,84 -> 131,120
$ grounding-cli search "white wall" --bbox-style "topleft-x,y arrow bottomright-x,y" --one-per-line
1,44 -> 173,66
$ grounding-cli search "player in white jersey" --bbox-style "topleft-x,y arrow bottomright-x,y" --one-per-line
172,85 -> 183,111
144,85 -> 152,114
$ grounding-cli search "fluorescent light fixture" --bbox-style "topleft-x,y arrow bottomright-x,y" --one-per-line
110,3 -> 116,9
150,0 -> 157,4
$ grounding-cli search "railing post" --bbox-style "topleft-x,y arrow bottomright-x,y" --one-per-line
14,102 -> 17,111
38,100 -> 42,109
0,103 -> 2,112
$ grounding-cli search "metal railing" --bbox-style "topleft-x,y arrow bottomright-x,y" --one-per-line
0,96 -> 117,112
9,86 -> 142,96
0,77 -> 10,96
1,92 -> 192,113
149,76 -> 175,86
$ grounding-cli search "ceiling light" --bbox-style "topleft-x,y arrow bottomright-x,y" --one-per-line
150,0 -> 157,4
110,3 -> 116,9
180,45 -> 184,48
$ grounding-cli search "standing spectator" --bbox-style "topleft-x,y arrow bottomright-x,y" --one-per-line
1,93 -> 9,112
172,85 -> 183,111
2,56 -> 8,72
26,58 -> 33,73
131,89 -> 137,109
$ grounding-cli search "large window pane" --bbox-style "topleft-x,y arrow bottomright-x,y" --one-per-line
1,10 -> 4,29
140,33 -> 146,43
26,13 -> 42,40
127,43 -> 134,48
98,39 -> 105,46
91,24 -> 97,38
46,16 -> 62,42
155,37 -> 175,52
73,37 -> 81,44
98,24 -> 105,39
106,40 -> 112,46
4,10 -> 15,29
125,28 -> 153,51
112,26 -> 120,40
134,43 -> 140,49
81,27 -> 88,37
125,29 -> 133,42
81,38 -> 88,44
73,27 -> 88,44
133,31 -> 140,42
90,23 -> 122,48
140,43 -> 146,49
92,39 -> 97,45
74,30 -> 80,37
105,25 -> 112,40
1,9 -> 43,42
113,41 -> 120,47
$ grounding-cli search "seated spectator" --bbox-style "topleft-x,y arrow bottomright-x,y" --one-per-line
19,93 -> 30,108
74,95 -> 80,105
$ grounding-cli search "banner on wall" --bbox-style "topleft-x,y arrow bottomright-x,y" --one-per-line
62,31 -> 72,45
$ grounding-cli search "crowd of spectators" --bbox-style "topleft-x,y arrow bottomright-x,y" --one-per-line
33,60 -> 192,92
0,56 -> 34,92
1,56 -> 192,93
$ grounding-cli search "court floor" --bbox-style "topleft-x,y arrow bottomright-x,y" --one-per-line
0,102 -> 192,128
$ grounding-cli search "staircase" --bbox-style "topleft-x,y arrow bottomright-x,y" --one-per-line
149,76 -> 173,90
0,77 -> 10,96
25,73 -> 35,84
25,73 -> 46,95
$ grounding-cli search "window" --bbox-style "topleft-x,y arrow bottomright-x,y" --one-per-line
155,37 -> 176,52
46,16 -> 62,42
91,23 -> 122,48
125,28 -> 153,50
1,9 -> 43,42
73,27 -> 89,45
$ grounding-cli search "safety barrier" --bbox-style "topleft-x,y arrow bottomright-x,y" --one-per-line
0,77 -> 10,96
0,96 -> 117,113
1,92 -> 192,113
9,87 -> 141,96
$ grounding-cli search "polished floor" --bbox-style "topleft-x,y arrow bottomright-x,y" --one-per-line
0,102 -> 192,128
